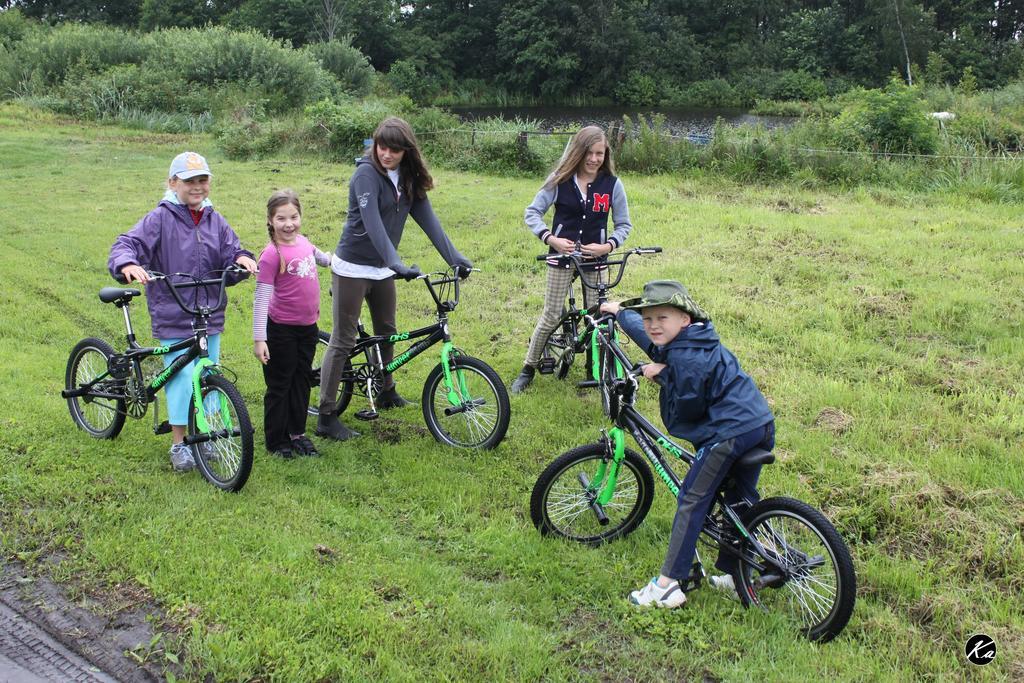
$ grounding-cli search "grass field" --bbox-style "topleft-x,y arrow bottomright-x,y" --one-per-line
0,103 -> 1022,681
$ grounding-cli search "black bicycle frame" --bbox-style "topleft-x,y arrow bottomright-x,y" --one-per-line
347,320 -> 449,377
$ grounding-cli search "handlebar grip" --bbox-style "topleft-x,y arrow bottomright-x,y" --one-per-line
536,253 -> 557,261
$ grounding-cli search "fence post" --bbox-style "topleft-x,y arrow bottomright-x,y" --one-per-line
609,121 -> 621,149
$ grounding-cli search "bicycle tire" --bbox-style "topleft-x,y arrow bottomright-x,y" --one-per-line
188,374 -> 254,493
421,355 -> 510,450
65,337 -> 126,439
531,442 -> 655,546
731,496 -> 856,642
308,329 -> 355,417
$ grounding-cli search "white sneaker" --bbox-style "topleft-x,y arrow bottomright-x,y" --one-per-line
708,574 -> 740,602
629,578 -> 686,608
169,442 -> 195,472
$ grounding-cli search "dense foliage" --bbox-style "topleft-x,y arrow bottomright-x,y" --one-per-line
3,0 -> 1023,104
0,14 -> 373,126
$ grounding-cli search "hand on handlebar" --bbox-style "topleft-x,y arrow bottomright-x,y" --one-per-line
452,258 -> 474,280
599,301 -> 621,315
234,255 -> 258,274
120,264 -> 151,284
392,262 -> 423,281
641,362 -> 666,382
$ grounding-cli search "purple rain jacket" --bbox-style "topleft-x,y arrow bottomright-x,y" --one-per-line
108,200 -> 252,339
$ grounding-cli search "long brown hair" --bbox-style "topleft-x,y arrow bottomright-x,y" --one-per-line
368,117 -> 434,199
266,189 -> 302,274
545,125 -> 614,190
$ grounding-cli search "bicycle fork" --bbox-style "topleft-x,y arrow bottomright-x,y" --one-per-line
439,342 -> 483,415
182,358 -> 235,445
577,428 -> 630,527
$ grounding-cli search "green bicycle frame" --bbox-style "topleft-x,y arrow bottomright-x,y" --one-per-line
440,341 -> 470,406
190,358 -> 231,434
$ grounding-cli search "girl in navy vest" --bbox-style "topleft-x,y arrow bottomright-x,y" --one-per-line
510,126 -> 632,393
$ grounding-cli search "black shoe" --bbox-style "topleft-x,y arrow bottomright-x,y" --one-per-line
315,414 -> 360,441
377,386 -> 413,409
269,445 -> 295,459
290,434 -> 320,457
510,365 -> 535,394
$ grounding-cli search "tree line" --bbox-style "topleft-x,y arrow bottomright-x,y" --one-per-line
4,0 -> 1021,103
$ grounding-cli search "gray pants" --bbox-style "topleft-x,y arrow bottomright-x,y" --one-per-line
319,273 -> 397,414
524,266 -> 603,367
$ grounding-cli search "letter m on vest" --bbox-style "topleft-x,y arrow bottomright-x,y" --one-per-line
592,193 -> 610,212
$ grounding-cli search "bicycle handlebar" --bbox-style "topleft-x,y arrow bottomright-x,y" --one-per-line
141,265 -> 250,318
417,265 -> 478,312
535,247 -> 662,291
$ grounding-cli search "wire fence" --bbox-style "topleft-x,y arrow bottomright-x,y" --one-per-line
408,125 -> 1022,164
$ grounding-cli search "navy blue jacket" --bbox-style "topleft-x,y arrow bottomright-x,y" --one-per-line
617,310 -> 774,449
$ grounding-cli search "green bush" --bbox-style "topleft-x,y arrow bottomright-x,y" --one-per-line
0,21 -> 363,116
947,107 -> 1024,152
665,79 -> 738,107
769,70 -> 827,101
406,107 -> 463,158
8,22 -> 146,88
616,114 -> 700,174
304,97 -> 413,160
142,27 -> 333,113
304,39 -> 374,97
614,72 -> 660,106
0,8 -> 32,49
833,81 -> 939,154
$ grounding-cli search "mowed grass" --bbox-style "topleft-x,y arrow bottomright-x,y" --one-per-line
0,103 -> 1022,681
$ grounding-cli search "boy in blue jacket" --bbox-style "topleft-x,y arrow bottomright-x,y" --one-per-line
601,280 -> 774,608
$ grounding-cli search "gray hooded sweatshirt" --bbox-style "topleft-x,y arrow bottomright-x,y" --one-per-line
336,158 -> 467,274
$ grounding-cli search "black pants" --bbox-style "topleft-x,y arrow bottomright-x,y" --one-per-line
263,319 -> 318,450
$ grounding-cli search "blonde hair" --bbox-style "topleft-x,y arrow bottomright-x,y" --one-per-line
545,126 -> 615,190
266,189 -> 302,274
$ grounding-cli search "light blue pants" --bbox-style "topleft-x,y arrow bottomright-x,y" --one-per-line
160,334 -> 221,425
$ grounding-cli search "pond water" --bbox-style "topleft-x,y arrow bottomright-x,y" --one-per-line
449,105 -> 795,138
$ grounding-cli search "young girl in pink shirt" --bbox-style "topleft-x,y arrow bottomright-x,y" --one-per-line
253,190 -> 331,457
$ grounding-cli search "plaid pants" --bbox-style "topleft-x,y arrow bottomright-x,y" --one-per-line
524,266 -> 604,367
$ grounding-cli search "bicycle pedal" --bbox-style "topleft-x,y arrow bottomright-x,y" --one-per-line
153,420 -> 172,435
537,358 -> 556,375
354,409 -> 379,421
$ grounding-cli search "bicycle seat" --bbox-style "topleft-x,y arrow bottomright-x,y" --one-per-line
735,448 -> 775,468
99,287 -> 141,305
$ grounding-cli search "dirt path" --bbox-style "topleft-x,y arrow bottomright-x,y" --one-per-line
0,560 -> 183,682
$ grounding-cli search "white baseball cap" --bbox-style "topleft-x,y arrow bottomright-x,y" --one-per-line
168,151 -> 212,180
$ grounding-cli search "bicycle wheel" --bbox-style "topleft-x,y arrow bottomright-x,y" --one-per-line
65,337 -> 126,439
541,310 -> 576,380
188,374 -> 254,492
731,496 -> 856,642
531,443 -> 655,546
422,355 -> 510,449
307,329 -> 354,417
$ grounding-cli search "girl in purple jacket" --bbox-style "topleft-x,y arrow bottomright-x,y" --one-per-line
108,151 -> 258,473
